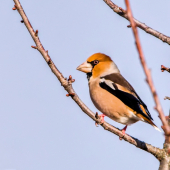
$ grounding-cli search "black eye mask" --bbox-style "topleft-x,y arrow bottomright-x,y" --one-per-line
89,60 -> 99,68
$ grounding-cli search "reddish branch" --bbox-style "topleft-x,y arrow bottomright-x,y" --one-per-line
161,65 -> 170,73
12,0 -> 164,160
103,0 -> 170,45
124,0 -> 170,168
124,0 -> 170,136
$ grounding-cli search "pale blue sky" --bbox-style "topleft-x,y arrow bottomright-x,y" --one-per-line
0,0 -> 170,170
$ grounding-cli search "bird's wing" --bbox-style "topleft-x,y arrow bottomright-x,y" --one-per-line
100,73 -> 153,121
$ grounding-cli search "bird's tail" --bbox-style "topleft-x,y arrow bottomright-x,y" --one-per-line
147,119 -> 161,132
137,113 -> 161,132
150,121 -> 161,132
139,104 -> 161,132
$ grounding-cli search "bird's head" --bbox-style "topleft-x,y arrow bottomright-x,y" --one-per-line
77,53 -> 120,78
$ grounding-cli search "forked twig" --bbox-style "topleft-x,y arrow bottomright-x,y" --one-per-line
161,65 -> 170,73
103,0 -> 170,45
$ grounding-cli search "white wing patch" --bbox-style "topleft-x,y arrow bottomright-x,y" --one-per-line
100,78 -> 116,90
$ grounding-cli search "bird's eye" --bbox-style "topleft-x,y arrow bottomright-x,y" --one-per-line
93,60 -> 99,65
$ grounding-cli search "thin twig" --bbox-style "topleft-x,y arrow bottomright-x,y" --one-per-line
164,97 -> 170,100
103,0 -> 170,45
12,0 -> 164,159
124,0 -> 170,136
161,65 -> 170,73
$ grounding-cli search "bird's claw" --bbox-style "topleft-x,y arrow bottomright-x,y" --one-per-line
119,125 -> 127,140
95,112 -> 106,126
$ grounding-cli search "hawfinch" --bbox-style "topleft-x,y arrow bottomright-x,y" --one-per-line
77,53 -> 160,134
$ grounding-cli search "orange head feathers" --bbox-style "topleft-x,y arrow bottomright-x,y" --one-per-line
77,53 -> 120,78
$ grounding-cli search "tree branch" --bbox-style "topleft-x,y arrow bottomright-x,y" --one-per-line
159,115 -> 170,170
124,0 -> 170,169
103,0 -> 170,45
164,97 -> 170,101
124,0 -> 170,136
161,65 -> 170,73
12,0 -> 164,160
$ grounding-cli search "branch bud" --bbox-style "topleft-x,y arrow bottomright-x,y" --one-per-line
12,5 -> 17,10
35,30 -> 38,36
31,46 -> 37,49
66,93 -> 75,97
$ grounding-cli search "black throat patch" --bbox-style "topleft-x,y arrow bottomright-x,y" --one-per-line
86,72 -> 92,81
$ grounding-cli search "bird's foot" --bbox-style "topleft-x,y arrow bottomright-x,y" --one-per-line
119,125 -> 128,140
95,112 -> 106,126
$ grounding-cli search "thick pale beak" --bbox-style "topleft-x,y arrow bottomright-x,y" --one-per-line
76,61 -> 92,73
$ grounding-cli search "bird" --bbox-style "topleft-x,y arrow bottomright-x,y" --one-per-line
76,53 -> 160,135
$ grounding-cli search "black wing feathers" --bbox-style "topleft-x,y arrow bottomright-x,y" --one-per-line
100,73 -> 153,120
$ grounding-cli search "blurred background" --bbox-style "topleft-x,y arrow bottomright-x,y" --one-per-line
0,0 -> 170,169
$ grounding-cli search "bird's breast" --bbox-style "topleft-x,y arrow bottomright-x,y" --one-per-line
89,78 -> 139,125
